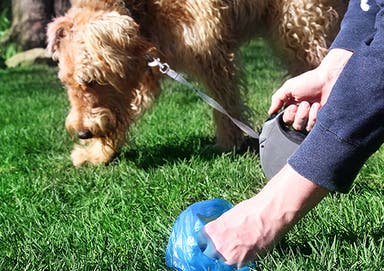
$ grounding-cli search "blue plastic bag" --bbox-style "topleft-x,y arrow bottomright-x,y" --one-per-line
166,198 -> 253,271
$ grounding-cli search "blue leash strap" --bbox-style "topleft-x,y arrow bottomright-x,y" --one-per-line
148,57 -> 259,139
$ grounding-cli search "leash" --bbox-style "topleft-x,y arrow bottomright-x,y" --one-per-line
147,56 -> 259,139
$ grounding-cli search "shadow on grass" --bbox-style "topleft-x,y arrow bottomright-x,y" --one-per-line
117,135 -> 259,170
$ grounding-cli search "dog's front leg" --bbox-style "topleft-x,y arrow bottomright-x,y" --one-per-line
203,68 -> 248,150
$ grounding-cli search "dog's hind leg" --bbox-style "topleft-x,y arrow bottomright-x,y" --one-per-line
267,0 -> 342,75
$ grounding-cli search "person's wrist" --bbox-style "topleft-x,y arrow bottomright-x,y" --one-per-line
249,165 -> 330,246
319,48 -> 353,70
265,165 -> 330,221
318,48 -> 353,93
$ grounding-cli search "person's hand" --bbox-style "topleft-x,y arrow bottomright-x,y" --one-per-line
269,69 -> 326,131
269,48 -> 353,131
203,165 -> 329,268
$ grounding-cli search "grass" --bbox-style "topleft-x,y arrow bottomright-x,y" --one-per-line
0,40 -> 383,270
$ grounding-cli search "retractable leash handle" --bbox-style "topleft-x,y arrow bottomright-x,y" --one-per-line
259,111 -> 307,179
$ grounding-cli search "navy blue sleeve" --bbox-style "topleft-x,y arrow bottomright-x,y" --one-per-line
330,0 -> 379,51
288,14 -> 384,193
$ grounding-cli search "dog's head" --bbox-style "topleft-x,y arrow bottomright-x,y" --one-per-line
47,3 -> 161,166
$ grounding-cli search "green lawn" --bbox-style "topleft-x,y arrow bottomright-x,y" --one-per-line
0,40 -> 383,270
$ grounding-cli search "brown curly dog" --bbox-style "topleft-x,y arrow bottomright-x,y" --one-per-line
47,0 -> 346,167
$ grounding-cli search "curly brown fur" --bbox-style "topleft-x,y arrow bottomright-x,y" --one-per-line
47,0 -> 347,167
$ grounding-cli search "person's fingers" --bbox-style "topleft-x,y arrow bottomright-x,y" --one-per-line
197,229 -> 223,260
292,102 -> 310,130
282,104 -> 298,125
205,238 -> 223,260
306,102 -> 320,131
268,84 -> 292,115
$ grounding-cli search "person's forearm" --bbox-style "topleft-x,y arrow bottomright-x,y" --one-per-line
260,164 -> 330,226
204,165 -> 329,266
316,48 -> 353,100
247,164 -> 329,246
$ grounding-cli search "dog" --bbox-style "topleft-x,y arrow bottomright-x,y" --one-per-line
47,0 -> 346,167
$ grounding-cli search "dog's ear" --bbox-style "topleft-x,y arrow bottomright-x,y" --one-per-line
47,17 -> 73,61
75,12 -> 141,86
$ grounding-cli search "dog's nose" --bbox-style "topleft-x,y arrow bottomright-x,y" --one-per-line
77,130 -> 93,139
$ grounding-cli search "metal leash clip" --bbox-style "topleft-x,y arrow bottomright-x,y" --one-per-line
147,56 -> 170,74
